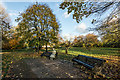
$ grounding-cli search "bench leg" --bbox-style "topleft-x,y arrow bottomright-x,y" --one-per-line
48,57 -> 50,60
41,52 -> 46,57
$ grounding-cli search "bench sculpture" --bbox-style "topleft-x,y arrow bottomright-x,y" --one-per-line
72,55 -> 106,70
41,50 -> 58,60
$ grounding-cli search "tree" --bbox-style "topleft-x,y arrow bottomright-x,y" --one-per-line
51,33 -> 62,49
61,36 -> 73,54
16,3 -> 60,53
8,26 -> 24,49
61,40 -> 71,54
84,34 -> 99,50
72,36 -> 78,47
59,2 -> 120,26
0,4 -> 11,49
99,18 -> 120,47
73,35 -> 84,47
43,16 -> 61,52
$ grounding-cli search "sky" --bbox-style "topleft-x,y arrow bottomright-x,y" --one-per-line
0,1 -> 112,41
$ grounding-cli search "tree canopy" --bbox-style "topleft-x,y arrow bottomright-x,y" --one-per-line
99,18 -> 120,47
0,4 -> 11,49
16,3 -> 61,53
59,2 -> 120,27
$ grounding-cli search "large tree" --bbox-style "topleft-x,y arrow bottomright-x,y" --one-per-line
0,4 -> 11,49
16,3 -> 60,53
59,2 -> 120,27
99,18 -> 120,47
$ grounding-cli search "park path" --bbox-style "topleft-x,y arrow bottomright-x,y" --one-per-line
24,58 -> 90,78
7,57 -> 120,78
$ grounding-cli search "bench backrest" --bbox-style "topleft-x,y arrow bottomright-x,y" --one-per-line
43,52 -> 52,57
42,51 -> 58,57
76,55 -> 106,67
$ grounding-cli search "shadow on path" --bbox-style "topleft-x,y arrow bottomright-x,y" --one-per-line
8,59 -> 38,78
24,58 -> 89,78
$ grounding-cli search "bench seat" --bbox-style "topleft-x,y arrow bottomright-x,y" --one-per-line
72,58 -> 94,69
72,55 -> 106,70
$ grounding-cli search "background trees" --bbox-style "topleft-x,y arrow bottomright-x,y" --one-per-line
0,4 -> 11,50
99,18 -> 120,47
83,34 -> 99,50
72,34 -> 99,48
16,3 -> 61,53
73,35 -> 84,47
63,40 -> 71,54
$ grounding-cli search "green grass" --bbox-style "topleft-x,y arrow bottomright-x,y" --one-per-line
56,47 -> 120,61
57,53 -> 76,61
57,47 -> 120,57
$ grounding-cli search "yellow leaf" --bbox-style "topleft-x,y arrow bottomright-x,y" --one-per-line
106,60 -> 108,63
70,76 -> 73,78
88,77 -> 91,79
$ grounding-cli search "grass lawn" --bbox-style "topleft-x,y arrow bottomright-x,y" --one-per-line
1,47 -> 120,78
58,47 -> 120,56
57,47 -> 120,62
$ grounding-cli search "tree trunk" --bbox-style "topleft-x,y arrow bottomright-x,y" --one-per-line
35,47 -> 37,52
65,47 -> 68,54
39,45 -> 41,50
46,43 -> 48,52
37,37 -> 41,54
37,44 -> 39,54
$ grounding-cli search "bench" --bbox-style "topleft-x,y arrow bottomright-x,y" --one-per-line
41,51 -> 58,60
72,55 -> 106,70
